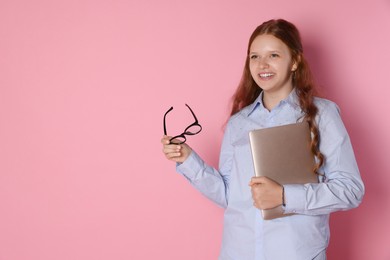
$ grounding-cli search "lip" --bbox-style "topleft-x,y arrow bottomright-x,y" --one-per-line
258,72 -> 275,80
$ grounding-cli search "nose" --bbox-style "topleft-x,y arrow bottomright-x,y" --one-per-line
256,57 -> 269,69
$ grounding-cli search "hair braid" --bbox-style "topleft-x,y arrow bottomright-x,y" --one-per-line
294,57 -> 325,174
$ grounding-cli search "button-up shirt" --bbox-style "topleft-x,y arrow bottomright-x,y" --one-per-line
176,89 -> 364,260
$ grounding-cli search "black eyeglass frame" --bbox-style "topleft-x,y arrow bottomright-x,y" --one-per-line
163,104 -> 202,144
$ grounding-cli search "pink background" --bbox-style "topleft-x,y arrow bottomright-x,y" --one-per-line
1,0 -> 389,259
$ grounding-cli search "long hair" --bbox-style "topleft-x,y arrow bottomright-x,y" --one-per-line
230,19 -> 324,174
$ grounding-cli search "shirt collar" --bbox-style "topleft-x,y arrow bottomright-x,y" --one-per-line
247,88 -> 300,117
247,92 -> 264,117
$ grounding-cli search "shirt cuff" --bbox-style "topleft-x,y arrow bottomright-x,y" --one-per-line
283,184 -> 306,214
176,150 -> 204,179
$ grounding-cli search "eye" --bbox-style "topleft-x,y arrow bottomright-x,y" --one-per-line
270,53 -> 279,58
250,54 -> 258,59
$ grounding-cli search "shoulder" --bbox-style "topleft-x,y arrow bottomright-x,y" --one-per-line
226,102 -> 255,127
223,103 -> 255,143
314,97 -> 348,137
313,97 -> 343,125
314,97 -> 340,114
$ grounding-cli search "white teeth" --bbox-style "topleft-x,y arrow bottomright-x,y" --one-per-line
260,73 -> 274,78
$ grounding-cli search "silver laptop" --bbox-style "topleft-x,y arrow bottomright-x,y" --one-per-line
249,121 -> 319,220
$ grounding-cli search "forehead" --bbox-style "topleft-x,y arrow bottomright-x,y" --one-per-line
250,34 -> 289,53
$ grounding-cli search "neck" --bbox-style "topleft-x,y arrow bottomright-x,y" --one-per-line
262,87 -> 293,111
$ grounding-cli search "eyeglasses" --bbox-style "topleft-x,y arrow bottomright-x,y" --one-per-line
163,104 -> 202,144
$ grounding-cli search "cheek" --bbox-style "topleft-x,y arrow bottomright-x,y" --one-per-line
249,71 -> 258,82
249,63 -> 257,77
273,62 -> 288,73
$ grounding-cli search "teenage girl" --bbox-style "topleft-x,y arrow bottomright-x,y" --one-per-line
161,19 -> 364,260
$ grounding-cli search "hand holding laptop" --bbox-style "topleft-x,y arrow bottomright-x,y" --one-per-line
249,176 -> 284,210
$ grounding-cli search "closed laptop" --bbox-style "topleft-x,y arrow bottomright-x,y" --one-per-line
249,121 -> 319,220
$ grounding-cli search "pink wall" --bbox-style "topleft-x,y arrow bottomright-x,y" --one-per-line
1,0 -> 389,259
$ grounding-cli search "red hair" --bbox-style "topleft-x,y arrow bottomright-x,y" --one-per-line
230,19 -> 324,174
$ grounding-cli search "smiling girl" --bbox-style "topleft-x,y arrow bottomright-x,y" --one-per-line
161,19 -> 364,260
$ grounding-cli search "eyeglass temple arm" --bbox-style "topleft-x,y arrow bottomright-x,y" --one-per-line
163,107 -> 173,135
185,103 -> 198,122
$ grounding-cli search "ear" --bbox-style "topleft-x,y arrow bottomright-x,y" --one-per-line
291,62 -> 298,72
291,55 -> 301,72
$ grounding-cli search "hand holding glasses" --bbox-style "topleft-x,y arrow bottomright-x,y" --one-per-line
163,104 -> 202,144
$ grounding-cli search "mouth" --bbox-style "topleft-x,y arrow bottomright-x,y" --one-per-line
259,73 -> 275,79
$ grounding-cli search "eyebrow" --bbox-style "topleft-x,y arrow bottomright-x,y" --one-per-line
249,50 -> 281,55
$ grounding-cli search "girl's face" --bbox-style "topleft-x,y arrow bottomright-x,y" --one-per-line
249,34 -> 297,97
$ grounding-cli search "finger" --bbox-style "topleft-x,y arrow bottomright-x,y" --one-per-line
164,148 -> 182,159
162,144 -> 181,154
250,184 -> 262,197
254,176 -> 281,186
163,146 -> 183,157
249,176 -> 266,186
165,151 -> 182,159
161,135 -> 172,144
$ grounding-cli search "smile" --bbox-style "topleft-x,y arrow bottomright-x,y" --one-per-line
259,73 -> 275,78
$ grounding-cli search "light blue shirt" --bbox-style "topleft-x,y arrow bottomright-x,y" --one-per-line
176,89 -> 364,260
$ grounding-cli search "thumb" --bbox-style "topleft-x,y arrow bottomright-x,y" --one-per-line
161,135 -> 172,144
249,176 -> 267,186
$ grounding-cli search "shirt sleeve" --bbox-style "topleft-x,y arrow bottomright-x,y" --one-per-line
176,121 -> 234,208
283,101 -> 365,215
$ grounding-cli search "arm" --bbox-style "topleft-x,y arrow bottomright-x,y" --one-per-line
161,123 -> 234,208
283,102 -> 365,215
